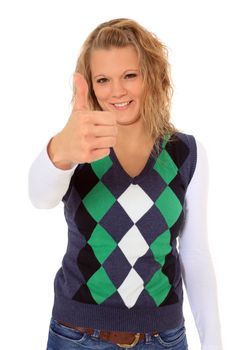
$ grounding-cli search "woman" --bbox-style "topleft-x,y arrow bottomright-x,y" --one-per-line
29,18 -> 223,350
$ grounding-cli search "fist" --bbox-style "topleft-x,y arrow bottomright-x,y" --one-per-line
48,73 -> 118,169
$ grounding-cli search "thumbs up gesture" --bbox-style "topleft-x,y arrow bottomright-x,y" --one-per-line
48,73 -> 118,169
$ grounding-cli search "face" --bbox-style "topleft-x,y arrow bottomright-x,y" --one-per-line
90,46 -> 143,125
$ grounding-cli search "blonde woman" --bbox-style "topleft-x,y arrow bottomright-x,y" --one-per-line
29,18 -> 222,350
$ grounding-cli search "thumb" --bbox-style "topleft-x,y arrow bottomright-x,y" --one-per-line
73,73 -> 90,111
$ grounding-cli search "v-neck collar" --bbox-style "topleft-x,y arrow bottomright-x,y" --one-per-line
109,143 -> 157,184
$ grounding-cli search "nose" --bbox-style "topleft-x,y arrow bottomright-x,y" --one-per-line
111,80 -> 127,98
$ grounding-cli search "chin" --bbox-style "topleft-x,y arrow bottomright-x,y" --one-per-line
117,114 -> 141,126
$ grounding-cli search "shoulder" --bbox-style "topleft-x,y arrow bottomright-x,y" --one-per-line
166,132 -> 199,187
170,132 -> 196,150
166,131 -> 197,165
174,133 -> 209,188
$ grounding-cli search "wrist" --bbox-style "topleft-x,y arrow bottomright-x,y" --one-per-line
47,135 -> 75,170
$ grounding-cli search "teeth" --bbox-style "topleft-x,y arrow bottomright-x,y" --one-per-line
114,102 -> 130,107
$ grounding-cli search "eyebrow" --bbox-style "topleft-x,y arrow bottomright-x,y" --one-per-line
93,69 -> 140,80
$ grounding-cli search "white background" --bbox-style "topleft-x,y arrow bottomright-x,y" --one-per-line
0,1 -> 241,349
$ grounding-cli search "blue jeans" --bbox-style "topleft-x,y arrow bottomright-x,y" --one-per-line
46,318 -> 188,350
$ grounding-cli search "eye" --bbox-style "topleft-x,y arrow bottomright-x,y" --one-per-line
96,77 -> 108,84
125,73 -> 137,79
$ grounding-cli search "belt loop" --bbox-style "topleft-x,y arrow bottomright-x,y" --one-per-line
92,329 -> 100,339
145,333 -> 152,344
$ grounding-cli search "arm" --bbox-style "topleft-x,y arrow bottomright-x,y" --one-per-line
28,73 -> 117,209
179,140 -> 223,350
28,143 -> 77,209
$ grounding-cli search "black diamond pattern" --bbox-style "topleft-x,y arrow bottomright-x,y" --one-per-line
159,287 -> 179,306
73,164 -> 99,199
73,283 -> 98,304
76,244 -> 101,281
75,202 -> 97,241
166,134 -> 190,169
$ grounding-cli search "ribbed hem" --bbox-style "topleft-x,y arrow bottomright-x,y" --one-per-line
52,294 -> 184,333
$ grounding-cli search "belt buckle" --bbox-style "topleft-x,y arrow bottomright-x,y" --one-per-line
117,333 -> 141,348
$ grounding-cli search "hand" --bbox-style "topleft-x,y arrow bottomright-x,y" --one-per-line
48,73 -> 118,169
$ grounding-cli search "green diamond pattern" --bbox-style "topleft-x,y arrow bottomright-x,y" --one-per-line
154,149 -> 178,184
83,182 -> 116,222
87,267 -> 116,304
145,269 -> 171,306
155,186 -> 182,228
91,156 -> 113,179
150,229 -> 172,266
88,224 -> 117,264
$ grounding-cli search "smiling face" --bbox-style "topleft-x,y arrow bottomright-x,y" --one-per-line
90,46 -> 143,125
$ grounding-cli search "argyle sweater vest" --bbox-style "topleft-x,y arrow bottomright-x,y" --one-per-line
52,132 -> 197,332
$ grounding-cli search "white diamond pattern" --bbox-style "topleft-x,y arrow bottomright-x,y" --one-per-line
118,225 -> 149,266
117,268 -> 144,308
115,184 -> 153,307
117,184 -> 153,223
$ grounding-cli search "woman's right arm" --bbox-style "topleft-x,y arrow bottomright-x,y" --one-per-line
28,73 -> 117,209
28,143 -> 78,209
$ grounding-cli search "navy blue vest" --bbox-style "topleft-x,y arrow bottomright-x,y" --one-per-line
52,132 -> 197,332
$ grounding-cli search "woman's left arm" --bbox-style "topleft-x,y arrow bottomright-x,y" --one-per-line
179,140 -> 223,350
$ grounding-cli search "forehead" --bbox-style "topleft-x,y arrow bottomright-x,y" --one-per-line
90,46 -> 140,75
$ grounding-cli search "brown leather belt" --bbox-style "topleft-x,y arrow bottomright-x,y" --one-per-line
58,321 -> 158,348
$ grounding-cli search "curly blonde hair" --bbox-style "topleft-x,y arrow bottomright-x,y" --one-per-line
74,18 -> 178,152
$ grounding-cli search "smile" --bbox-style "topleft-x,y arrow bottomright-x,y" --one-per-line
111,101 -> 133,110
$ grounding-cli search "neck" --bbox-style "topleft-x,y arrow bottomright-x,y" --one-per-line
115,118 -> 153,151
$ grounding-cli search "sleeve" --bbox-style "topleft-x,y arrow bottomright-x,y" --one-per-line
178,139 -> 223,350
28,144 -> 78,209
